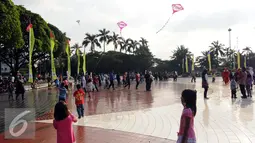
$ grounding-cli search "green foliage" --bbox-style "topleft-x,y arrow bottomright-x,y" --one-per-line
0,0 -> 24,48
17,6 -> 51,51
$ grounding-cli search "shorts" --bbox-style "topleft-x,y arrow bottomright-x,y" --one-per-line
177,136 -> 196,143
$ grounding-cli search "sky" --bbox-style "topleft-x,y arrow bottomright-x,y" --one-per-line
13,0 -> 255,60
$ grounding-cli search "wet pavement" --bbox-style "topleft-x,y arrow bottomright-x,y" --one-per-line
1,78 -> 255,143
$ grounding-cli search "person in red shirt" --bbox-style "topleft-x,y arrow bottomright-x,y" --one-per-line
135,72 -> 140,89
73,84 -> 85,119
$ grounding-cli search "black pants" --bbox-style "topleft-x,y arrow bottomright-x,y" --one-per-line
191,76 -> 196,82
9,91 -> 13,100
146,82 -> 151,91
239,84 -> 247,98
204,87 -> 208,98
231,89 -> 237,98
16,93 -> 24,100
136,81 -> 140,89
108,80 -> 115,89
124,82 -> 130,89
76,104 -> 84,118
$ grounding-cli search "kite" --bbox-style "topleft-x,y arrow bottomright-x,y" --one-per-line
76,20 -> 80,25
117,21 -> 127,35
156,4 -> 184,34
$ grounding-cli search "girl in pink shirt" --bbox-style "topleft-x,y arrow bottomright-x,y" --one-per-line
177,89 -> 197,143
53,101 -> 77,143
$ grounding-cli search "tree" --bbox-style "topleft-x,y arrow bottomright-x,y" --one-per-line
107,32 -> 120,51
118,37 -> 129,53
98,28 -> 110,52
127,39 -> 140,54
139,37 -> 148,47
209,40 -> 225,67
171,45 -> 192,74
0,1 -> 25,76
82,33 -> 101,53
0,0 -> 24,49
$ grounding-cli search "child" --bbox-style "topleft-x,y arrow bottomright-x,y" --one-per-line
86,78 -> 93,98
246,73 -> 252,97
73,84 -> 85,119
53,101 -> 77,143
59,83 -> 67,102
230,75 -> 237,98
177,89 -> 197,143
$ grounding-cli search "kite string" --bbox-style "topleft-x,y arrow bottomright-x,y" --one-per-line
156,14 -> 173,34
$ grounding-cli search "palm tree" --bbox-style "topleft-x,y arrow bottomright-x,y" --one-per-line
107,32 -> 120,51
127,39 -> 140,54
98,29 -> 110,52
139,37 -> 148,47
242,47 -> 252,55
82,33 -> 101,53
118,37 -> 129,53
209,40 -> 225,67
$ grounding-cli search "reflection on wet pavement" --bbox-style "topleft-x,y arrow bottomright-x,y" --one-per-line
1,77 -> 255,143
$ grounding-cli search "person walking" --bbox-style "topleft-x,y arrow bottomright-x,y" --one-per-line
202,69 -> 209,99
15,80 -> 25,100
73,84 -> 85,119
124,72 -> 131,89
108,72 -> 115,90
145,71 -> 152,91
135,72 -> 140,89
238,67 -> 247,99
191,70 -> 196,83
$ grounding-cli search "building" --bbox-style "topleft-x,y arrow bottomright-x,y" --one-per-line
0,62 -> 11,75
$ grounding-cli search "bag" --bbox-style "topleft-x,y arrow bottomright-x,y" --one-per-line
177,136 -> 196,143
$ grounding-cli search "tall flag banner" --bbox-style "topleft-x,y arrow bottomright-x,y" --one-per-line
207,51 -> 211,71
76,48 -> 80,75
237,51 -> 240,69
65,40 -> 71,79
156,4 -> 184,34
244,55 -> 246,68
83,50 -> 86,74
192,56 -> 195,71
50,31 -> 57,80
182,58 -> 184,73
26,24 -> 35,83
185,56 -> 188,73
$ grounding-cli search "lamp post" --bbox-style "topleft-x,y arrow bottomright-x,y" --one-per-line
228,28 -> 235,69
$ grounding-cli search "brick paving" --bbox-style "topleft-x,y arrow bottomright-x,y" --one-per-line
1,78 -> 255,142
0,122 -> 175,143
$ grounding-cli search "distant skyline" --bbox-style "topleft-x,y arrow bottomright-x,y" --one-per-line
13,0 -> 255,60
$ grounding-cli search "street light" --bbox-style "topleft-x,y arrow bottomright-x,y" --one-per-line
228,28 -> 235,69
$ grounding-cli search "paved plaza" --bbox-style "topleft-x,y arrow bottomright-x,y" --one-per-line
1,78 -> 255,143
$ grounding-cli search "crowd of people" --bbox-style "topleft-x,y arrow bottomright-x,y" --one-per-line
201,67 -> 254,99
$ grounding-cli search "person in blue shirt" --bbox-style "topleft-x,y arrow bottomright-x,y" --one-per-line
59,82 -> 67,102
108,72 -> 115,90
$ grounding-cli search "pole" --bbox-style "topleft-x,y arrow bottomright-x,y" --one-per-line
228,28 -> 234,69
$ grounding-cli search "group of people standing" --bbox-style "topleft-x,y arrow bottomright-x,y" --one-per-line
201,67 -> 255,99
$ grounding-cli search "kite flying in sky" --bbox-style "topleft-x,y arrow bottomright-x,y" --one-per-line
117,21 -> 127,35
156,4 -> 184,34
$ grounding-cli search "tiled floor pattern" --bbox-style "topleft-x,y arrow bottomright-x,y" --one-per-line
37,78 -> 255,143
0,123 -> 175,143
1,78 -> 255,143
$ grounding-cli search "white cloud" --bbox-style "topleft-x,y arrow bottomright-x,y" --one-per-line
13,0 -> 255,60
